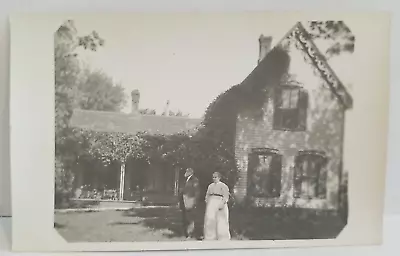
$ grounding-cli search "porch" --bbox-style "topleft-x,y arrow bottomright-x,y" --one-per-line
70,157 -> 182,207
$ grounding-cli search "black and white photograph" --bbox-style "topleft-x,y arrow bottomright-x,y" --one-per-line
53,15 -> 355,242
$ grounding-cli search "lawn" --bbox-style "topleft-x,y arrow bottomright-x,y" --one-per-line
54,206 -> 346,242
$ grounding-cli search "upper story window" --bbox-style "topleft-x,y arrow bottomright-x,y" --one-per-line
273,84 -> 308,131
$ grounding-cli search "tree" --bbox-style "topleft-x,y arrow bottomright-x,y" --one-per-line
306,21 -> 355,59
55,19 -> 126,152
77,68 -> 126,112
54,20 -> 126,206
54,20 -> 106,148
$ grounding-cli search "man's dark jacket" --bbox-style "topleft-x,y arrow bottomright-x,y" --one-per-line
179,175 -> 200,210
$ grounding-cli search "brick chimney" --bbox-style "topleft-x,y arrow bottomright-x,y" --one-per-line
162,100 -> 170,116
131,89 -> 140,115
258,34 -> 273,64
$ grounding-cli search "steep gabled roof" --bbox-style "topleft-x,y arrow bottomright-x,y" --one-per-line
202,22 -> 353,129
70,108 -> 202,135
202,45 -> 291,128
278,22 -> 353,109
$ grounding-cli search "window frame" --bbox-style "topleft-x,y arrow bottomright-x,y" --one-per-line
273,84 -> 308,131
293,150 -> 328,199
247,148 -> 283,199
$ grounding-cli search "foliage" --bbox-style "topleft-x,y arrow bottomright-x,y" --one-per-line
55,31 -> 293,199
139,108 -> 157,115
55,20 -> 126,140
55,22 -> 126,139
54,20 -> 352,207
169,110 -> 190,117
169,47 -> 291,191
54,20 -> 126,203
143,132 -> 193,166
77,68 -> 127,112
103,48 -> 291,198
338,171 -> 349,224
55,20 -> 103,148
54,158 -> 75,208
75,128 -> 148,164
54,19 -> 231,190
140,108 -> 190,117
307,21 -> 355,59
74,185 -> 119,200
166,22 -> 353,194
70,127 -> 195,172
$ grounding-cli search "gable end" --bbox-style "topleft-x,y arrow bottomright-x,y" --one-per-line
280,22 -> 353,110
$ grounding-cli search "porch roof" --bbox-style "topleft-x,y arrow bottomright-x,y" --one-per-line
70,108 -> 203,135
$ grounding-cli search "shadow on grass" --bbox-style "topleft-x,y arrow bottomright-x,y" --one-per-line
117,206 -> 346,240
121,207 -> 187,238
109,219 -> 143,225
54,222 -> 66,229
229,207 -> 346,240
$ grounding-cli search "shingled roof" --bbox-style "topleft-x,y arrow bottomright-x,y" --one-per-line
70,108 -> 202,135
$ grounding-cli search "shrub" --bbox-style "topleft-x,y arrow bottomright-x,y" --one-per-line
338,171 -> 349,224
55,157 -> 75,209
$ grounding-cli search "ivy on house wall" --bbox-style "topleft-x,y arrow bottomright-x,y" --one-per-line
166,47 -> 292,193
61,46 -> 291,202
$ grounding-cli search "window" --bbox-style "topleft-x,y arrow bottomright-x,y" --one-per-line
293,151 -> 328,199
273,85 -> 308,131
247,148 -> 282,198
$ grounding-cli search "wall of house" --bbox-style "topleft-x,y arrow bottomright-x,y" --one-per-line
234,43 -> 346,210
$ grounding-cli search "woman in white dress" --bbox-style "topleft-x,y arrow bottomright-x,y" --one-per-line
203,172 -> 231,240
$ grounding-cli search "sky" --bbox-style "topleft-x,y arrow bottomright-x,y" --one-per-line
71,13 -> 355,119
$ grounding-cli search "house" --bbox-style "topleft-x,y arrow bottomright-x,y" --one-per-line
69,22 -> 352,211
204,22 -> 352,210
69,89 -> 202,201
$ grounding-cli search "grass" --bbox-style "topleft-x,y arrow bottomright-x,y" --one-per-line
54,206 -> 346,242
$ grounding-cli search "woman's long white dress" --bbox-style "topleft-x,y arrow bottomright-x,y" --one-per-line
203,181 -> 231,240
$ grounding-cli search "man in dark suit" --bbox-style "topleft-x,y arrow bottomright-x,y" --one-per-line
179,168 -> 201,239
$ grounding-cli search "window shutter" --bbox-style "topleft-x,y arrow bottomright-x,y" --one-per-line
317,158 -> 328,199
247,153 -> 260,197
273,88 -> 283,129
293,156 -> 303,198
297,88 -> 308,130
275,87 -> 283,108
270,154 -> 282,197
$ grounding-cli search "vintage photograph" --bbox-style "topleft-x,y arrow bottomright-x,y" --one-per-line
53,16 -> 354,242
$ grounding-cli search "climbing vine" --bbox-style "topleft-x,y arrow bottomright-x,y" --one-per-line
66,46 -> 291,196
74,128 -> 148,164
72,127 -> 198,167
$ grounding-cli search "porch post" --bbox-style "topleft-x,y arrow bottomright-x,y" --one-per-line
73,162 -> 84,198
119,162 -> 126,200
174,168 -> 179,196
